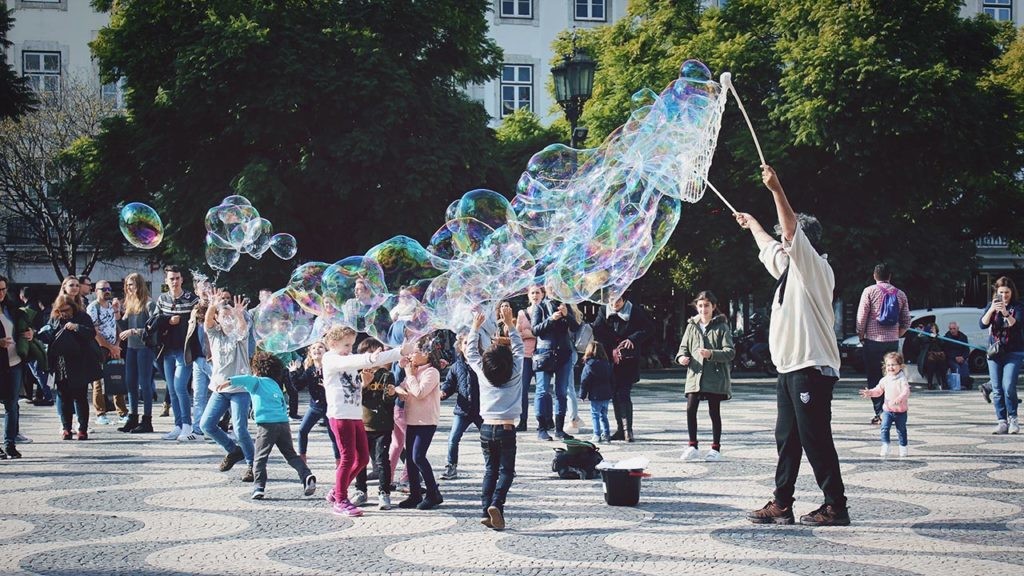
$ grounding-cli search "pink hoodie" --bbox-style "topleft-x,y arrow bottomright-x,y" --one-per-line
864,371 -> 910,413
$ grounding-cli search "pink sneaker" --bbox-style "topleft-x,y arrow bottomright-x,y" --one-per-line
325,490 -> 338,504
332,500 -> 363,517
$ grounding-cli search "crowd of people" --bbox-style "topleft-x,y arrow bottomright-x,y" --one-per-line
1,166 -> 1021,529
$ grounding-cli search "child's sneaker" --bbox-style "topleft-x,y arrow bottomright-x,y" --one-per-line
879,443 -> 890,458
441,464 -> 458,480
251,486 -> 265,500
325,490 -> 338,504
350,490 -> 368,506
704,449 -> 722,462
303,474 -> 317,497
898,446 -> 909,458
378,493 -> 392,510
681,446 -> 700,461
332,500 -> 363,517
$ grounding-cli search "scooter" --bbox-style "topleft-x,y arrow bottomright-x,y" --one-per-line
732,331 -> 777,377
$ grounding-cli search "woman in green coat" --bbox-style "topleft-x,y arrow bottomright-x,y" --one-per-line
675,290 -> 734,462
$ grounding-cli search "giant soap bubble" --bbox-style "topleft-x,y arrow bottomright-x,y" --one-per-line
119,203 -> 163,249
256,59 -> 729,351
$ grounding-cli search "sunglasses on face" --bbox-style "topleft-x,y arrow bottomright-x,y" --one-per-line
99,287 -> 112,292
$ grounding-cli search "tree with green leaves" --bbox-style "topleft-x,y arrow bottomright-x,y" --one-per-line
88,0 -> 502,287
0,8 -> 36,120
581,0 -> 1023,312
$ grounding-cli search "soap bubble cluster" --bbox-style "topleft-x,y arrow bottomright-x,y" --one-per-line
204,195 -> 297,271
255,60 -> 727,351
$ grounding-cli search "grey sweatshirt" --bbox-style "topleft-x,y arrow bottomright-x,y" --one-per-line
466,326 -> 524,421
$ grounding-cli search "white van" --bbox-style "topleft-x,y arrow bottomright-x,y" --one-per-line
901,307 -> 989,383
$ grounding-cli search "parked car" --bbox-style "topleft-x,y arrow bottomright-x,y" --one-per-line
842,307 -> 988,383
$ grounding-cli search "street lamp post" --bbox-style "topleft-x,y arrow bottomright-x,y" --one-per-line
551,40 -> 596,149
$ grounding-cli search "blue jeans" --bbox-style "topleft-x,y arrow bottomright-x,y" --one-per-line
191,357 -> 210,434
200,391 -> 254,464
534,352 -> 572,428
988,351 -> 1022,421
2,366 -> 22,445
479,423 -> 517,515
405,424 -> 438,497
26,360 -> 52,401
161,350 -> 193,428
880,411 -> 908,446
297,404 -> 339,459
446,413 -> 480,466
125,347 -> 156,416
590,399 -> 610,437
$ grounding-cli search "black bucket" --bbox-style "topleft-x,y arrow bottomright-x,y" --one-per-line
600,468 -> 647,506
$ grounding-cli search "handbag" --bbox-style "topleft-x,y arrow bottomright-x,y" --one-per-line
533,348 -> 563,372
987,339 -> 1001,359
103,359 -> 127,395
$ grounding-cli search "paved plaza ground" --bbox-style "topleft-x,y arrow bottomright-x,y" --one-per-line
1,370 -> 1021,575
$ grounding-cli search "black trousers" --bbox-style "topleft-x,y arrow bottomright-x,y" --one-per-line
58,384 -> 90,433
773,368 -> 846,509
356,430 -> 393,495
863,340 -> 897,416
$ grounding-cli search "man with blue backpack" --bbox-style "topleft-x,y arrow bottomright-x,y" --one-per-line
857,263 -> 911,424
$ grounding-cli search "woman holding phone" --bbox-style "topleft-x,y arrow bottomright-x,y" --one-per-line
980,277 -> 1023,435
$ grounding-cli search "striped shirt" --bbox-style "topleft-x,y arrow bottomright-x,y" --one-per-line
856,282 -> 910,342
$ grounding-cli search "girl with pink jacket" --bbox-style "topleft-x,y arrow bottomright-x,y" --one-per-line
859,352 -> 911,458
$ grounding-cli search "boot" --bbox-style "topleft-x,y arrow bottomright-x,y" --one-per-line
610,416 -> 625,441
118,413 -> 139,433
554,415 -> 573,440
417,489 -> 443,510
159,403 -> 170,417
130,415 -> 154,434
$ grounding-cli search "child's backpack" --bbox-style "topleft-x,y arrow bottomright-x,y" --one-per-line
876,285 -> 900,326
551,439 -> 603,479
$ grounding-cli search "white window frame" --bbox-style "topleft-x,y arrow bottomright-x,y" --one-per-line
983,0 -> 1013,21
574,0 -> 607,22
102,77 -> 127,110
500,64 -> 533,117
22,51 -> 62,95
499,0 -> 532,19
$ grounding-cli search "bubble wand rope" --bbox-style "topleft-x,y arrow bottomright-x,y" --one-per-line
720,72 -> 766,166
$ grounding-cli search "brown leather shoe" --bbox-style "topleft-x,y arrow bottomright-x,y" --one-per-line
800,504 -> 850,526
748,500 -> 795,525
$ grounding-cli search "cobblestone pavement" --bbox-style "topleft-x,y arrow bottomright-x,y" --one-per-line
1,371 -> 1021,576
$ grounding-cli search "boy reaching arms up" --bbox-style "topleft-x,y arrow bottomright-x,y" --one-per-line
465,304 -> 524,531
217,351 -> 316,500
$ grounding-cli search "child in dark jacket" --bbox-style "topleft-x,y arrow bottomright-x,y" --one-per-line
352,337 -> 398,510
288,341 -> 340,464
440,334 -> 482,480
579,341 -> 614,444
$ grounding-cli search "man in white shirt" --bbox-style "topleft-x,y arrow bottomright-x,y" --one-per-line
735,165 -> 849,527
